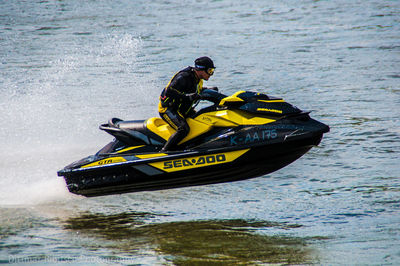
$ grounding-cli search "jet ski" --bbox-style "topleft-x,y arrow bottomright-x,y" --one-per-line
58,89 -> 329,197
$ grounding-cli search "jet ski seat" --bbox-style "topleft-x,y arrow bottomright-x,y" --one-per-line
109,118 -> 146,132
100,118 -> 153,145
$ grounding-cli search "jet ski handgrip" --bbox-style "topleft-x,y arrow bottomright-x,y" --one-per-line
200,89 -> 226,104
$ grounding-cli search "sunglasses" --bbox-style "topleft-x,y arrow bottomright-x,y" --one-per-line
206,68 -> 215,76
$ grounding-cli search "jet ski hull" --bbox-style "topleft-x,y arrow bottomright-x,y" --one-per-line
59,132 -> 324,197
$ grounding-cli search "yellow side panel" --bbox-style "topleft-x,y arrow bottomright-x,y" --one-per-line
116,145 -> 145,153
257,99 -> 285,103
146,110 -> 275,144
149,149 -> 249,173
136,153 -> 168,159
146,117 -> 212,143
81,157 -> 127,168
183,118 -> 213,143
257,108 -> 283,114
197,110 -> 275,127
219,90 -> 246,106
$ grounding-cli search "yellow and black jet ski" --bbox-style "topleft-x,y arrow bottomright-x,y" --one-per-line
58,89 -> 329,197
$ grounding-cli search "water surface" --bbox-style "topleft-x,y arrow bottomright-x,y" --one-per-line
1,0 -> 399,264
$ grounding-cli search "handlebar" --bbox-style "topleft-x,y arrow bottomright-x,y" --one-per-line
200,89 -> 227,104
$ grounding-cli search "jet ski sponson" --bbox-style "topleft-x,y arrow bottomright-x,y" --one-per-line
58,89 -> 329,197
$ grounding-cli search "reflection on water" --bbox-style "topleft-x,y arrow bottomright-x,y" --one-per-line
63,211 -> 316,264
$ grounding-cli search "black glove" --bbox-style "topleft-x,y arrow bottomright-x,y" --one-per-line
187,93 -> 201,101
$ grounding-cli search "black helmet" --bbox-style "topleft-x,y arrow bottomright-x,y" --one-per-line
194,56 -> 215,70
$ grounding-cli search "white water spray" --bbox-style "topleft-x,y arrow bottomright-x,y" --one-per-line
0,33 -> 157,206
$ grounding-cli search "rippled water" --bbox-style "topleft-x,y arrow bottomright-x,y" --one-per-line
1,0 -> 399,265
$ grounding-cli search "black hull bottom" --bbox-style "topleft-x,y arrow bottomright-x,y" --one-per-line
62,135 -> 322,197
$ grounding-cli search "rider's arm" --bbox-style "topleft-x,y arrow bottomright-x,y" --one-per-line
165,75 -> 195,101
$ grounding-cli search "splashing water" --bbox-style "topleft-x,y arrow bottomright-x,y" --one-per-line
0,33 -> 155,206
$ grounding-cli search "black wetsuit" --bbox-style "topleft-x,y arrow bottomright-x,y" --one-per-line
158,67 -> 203,151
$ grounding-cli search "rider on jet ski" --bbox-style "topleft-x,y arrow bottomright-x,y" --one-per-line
158,56 -> 217,151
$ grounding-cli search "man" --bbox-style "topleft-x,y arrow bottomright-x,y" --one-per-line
158,56 -> 216,152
